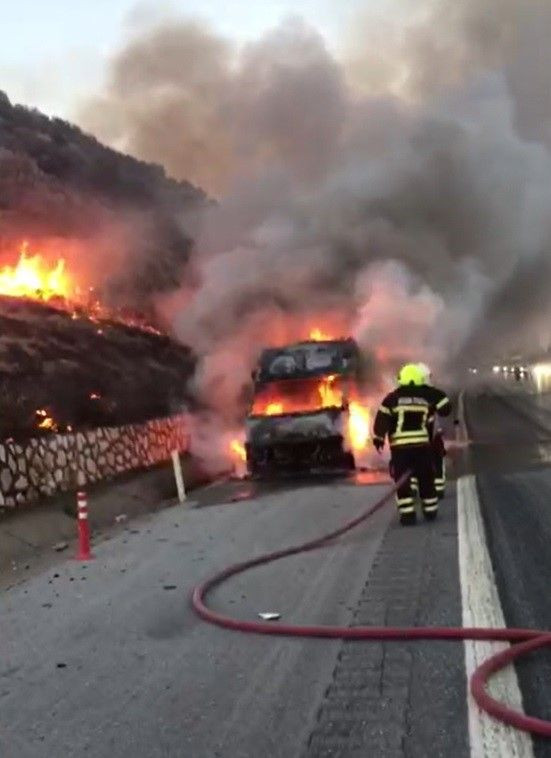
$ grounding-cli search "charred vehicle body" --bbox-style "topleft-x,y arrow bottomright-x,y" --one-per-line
245,338 -> 370,476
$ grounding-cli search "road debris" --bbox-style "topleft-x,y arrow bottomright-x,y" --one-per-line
258,612 -> 281,621
115,514 -> 128,524
53,542 -> 69,552
163,584 -> 177,591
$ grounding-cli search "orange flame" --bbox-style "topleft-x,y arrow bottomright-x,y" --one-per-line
249,372 -> 371,454
348,401 -> 370,452
252,375 -> 344,416
318,374 -> 342,407
265,402 -> 284,415
36,408 -> 58,432
309,327 -> 333,341
0,241 -> 161,335
230,439 -> 246,462
0,242 -> 73,302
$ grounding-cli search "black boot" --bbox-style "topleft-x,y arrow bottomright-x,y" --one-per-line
400,511 -> 417,526
423,509 -> 438,522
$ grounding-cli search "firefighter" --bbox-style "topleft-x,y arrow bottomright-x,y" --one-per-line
372,363 -> 451,525
417,362 -> 450,499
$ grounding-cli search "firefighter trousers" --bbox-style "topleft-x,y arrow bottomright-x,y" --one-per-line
433,453 -> 446,497
390,445 -> 438,516
411,433 -> 446,498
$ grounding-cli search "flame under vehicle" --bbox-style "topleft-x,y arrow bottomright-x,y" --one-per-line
245,338 -> 370,476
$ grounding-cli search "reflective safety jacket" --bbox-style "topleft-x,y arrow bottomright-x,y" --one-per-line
373,384 -> 451,448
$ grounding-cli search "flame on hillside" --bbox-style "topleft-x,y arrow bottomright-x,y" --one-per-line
0,243 -> 73,301
35,408 -> 58,432
0,241 -> 160,334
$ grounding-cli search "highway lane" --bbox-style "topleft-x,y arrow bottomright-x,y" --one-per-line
0,479 -> 391,758
465,380 -> 551,758
0,468 -> 468,757
4,379 -> 551,757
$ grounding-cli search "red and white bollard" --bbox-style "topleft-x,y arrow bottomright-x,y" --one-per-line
75,490 -> 95,561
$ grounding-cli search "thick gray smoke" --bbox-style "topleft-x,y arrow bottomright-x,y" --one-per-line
81,1 -> 551,460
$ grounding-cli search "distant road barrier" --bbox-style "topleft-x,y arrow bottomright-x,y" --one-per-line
0,413 -> 190,508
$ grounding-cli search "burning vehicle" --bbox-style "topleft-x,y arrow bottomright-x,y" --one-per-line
244,336 -> 371,476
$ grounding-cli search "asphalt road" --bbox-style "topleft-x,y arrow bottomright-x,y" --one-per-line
0,465 -> 468,758
5,378 -> 551,758
465,378 -> 551,758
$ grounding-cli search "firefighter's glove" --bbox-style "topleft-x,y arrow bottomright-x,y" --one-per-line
373,438 -> 384,453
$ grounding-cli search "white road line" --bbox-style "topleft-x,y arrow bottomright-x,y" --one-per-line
458,476 -> 533,758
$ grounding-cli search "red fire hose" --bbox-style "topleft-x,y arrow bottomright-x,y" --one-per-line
191,476 -> 551,738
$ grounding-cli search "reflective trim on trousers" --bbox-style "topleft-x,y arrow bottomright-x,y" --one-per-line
396,496 -> 414,506
422,503 -> 439,513
398,505 -> 416,514
422,497 -> 438,506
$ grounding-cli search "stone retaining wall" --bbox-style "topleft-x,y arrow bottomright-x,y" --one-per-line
0,413 -> 190,507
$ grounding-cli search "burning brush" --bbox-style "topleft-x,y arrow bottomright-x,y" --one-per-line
0,241 -> 160,334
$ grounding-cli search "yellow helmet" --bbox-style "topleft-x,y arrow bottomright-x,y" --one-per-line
397,363 -> 424,386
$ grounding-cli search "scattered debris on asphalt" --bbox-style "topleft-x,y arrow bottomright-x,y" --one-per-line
115,514 -> 128,524
258,612 -> 281,621
163,584 -> 177,591
230,490 -> 253,502
53,542 -> 69,552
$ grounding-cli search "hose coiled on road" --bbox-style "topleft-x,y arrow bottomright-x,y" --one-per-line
191,475 -> 551,738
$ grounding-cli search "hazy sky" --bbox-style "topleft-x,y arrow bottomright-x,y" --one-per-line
0,0 -> 366,118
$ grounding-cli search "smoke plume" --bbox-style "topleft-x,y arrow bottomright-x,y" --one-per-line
78,2 -> 551,460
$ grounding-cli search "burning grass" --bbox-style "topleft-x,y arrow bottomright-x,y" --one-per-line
0,240 -> 160,335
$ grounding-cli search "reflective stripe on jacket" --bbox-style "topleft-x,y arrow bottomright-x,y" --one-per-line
373,384 -> 451,449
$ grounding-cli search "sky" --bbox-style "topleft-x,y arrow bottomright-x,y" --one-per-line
0,0 -> 367,119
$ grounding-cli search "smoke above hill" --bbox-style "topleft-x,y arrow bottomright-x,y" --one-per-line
81,1 -> 551,422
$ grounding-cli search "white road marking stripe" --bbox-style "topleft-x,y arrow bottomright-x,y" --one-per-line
458,476 -> 533,757
457,392 -> 534,757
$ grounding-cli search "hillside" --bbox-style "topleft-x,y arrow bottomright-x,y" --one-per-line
0,92 -> 209,440
0,90 -> 208,304
0,297 -> 195,441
